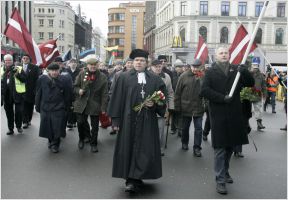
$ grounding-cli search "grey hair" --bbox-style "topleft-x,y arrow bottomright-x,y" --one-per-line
4,54 -> 13,61
215,46 -> 229,54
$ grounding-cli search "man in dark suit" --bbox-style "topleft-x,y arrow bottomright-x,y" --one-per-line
21,54 -> 40,129
200,47 -> 254,195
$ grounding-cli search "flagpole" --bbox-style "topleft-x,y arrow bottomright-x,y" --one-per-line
229,1 -> 269,97
257,47 -> 287,89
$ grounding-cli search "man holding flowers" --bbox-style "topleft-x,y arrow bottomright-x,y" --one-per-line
107,49 -> 167,193
73,57 -> 108,153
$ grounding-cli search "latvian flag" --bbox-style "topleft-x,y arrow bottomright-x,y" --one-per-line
4,7 -> 43,65
229,24 -> 257,65
38,39 -> 60,68
194,35 -> 208,65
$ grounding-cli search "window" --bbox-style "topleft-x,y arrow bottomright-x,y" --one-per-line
59,20 -> 64,28
115,38 -> 120,45
255,2 -> 264,17
199,26 -> 207,42
275,28 -> 284,44
108,38 -> 113,46
48,19 -> 53,27
119,26 -> 124,33
108,26 -> 114,33
277,3 -> 285,17
108,14 -> 113,21
39,32 -> 44,40
48,32 -> 53,39
180,1 -> 187,16
59,33 -> 65,41
52,9 -> 54,13
131,16 -> 137,50
255,28 -> 262,44
221,1 -> 230,16
115,13 -> 124,21
38,8 -> 41,13
59,9 -> 64,14
115,26 -> 120,33
39,19 -> 44,27
119,38 -> 124,46
200,1 -> 208,16
42,8 -> 44,13
220,27 -> 228,43
180,28 -> 185,42
48,8 -> 50,13
119,13 -> 125,20
238,2 -> 247,16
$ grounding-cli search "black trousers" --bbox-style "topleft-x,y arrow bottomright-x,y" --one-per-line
203,109 -> 211,136
23,100 -> 34,124
4,100 -> 23,130
67,108 -> 77,124
77,114 -> 99,146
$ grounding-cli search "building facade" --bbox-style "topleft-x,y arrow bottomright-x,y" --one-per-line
107,2 -> 145,60
1,1 -> 34,60
144,1 -> 156,59
92,27 -> 107,62
33,1 -> 75,56
155,1 -> 287,68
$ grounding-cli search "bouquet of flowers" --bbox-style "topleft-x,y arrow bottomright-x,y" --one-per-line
133,90 -> 166,112
240,87 -> 261,102
82,71 -> 92,92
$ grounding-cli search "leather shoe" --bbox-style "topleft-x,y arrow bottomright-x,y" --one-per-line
17,128 -> 23,133
216,183 -> 227,195
78,140 -> 84,149
125,183 -> 138,193
234,152 -> 244,158
225,173 -> 233,183
202,135 -> 207,141
23,123 -> 29,129
182,143 -> 189,150
6,130 -> 14,135
51,145 -> 59,153
193,149 -> 202,157
280,126 -> 287,131
91,145 -> 98,153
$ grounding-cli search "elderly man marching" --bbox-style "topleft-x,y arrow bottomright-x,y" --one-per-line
150,59 -> 174,156
250,58 -> 267,131
73,57 -> 108,153
175,59 -> 205,157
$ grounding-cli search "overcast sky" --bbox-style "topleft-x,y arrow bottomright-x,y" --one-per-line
68,1 -> 131,38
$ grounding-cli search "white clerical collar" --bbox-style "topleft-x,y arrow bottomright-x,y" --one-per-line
137,72 -> 146,84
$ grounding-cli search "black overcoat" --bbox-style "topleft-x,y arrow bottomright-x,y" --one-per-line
200,63 -> 254,148
35,74 -> 72,139
23,63 -> 40,103
107,69 -> 167,180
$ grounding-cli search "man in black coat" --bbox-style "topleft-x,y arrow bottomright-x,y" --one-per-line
108,49 -> 167,193
35,63 -> 72,153
2,54 -> 26,134
200,47 -> 254,195
21,54 -> 40,129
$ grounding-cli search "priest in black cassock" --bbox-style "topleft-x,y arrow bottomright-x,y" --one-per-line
107,49 -> 167,193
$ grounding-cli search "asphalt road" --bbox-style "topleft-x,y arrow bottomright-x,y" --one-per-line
1,102 -> 287,199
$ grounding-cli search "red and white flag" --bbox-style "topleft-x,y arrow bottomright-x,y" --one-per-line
38,39 -> 60,68
194,35 -> 209,65
4,8 -> 43,65
229,24 -> 257,65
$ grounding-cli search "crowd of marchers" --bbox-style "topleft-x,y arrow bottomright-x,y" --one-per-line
1,47 -> 287,195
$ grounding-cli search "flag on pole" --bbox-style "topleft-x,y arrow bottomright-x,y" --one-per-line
194,35 -> 208,65
38,39 -> 60,68
79,48 -> 96,60
4,7 -> 43,65
104,45 -> 118,52
62,49 -> 72,62
229,24 -> 257,65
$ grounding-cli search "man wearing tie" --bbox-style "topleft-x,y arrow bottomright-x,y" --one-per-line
21,54 -> 40,129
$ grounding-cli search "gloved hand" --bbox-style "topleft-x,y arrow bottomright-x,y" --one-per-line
223,95 -> 232,103
238,64 -> 248,73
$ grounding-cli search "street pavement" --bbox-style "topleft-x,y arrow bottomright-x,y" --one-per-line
1,102 -> 287,199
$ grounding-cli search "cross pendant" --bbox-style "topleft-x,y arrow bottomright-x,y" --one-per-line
140,89 -> 145,99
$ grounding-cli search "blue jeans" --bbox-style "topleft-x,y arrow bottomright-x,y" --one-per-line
214,147 -> 233,183
181,116 -> 203,150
